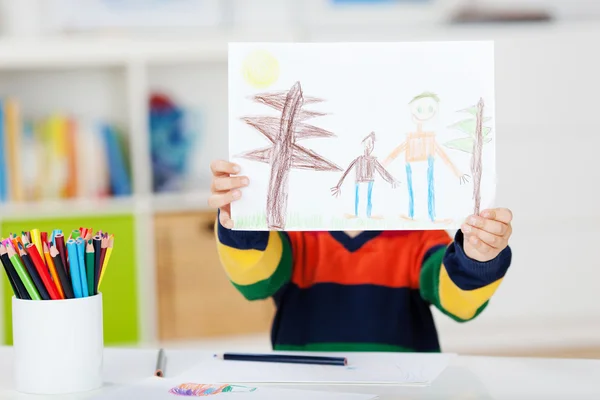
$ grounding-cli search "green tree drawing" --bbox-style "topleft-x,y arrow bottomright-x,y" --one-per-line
444,98 -> 491,215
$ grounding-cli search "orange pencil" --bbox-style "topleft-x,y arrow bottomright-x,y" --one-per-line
43,242 -> 65,299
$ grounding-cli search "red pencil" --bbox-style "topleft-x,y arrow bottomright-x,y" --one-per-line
26,243 -> 61,300
41,232 -> 48,247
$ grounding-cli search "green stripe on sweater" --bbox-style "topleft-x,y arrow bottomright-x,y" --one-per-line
419,246 -> 487,323
232,232 -> 292,300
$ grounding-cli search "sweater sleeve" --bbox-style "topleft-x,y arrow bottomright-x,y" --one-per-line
419,229 -> 512,322
214,213 -> 293,301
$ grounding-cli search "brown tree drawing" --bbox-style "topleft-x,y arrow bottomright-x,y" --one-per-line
236,81 -> 342,230
444,98 -> 491,215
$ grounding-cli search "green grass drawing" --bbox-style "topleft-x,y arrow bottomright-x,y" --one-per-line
234,213 -> 451,231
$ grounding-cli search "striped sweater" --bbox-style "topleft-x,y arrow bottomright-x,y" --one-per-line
215,220 -> 512,352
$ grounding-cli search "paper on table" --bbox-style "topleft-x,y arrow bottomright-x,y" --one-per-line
176,352 -> 455,386
89,377 -> 378,400
229,42 -> 496,231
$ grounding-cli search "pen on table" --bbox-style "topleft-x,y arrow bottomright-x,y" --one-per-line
155,349 -> 167,377
214,353 -> 348,366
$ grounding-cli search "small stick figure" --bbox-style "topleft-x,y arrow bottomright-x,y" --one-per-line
331,132 -> 399,218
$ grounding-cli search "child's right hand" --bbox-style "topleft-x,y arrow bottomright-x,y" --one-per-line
208,160 -> 249,229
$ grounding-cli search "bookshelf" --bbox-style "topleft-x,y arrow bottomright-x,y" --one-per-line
1,18 -> 600,354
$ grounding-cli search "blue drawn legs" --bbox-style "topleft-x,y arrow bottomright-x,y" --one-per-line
405,163 -> 414,219
354,181 -> 375,217
367,181 -> 373,218
405,158 -> 436,222
427,156 -> 436,222
354,183 -> 359,216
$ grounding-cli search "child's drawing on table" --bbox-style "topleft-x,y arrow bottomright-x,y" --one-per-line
169,383 -> 257,397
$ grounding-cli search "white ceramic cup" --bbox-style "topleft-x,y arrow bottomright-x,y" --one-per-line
12,293 -> 104,394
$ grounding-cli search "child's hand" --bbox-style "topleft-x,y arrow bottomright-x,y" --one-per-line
208,160 -> 249,229
461,208 -> 513,262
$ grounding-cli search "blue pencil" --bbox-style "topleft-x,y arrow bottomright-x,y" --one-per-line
66,239 -> 82,298
76,238 -> 88,297
215,353 -> 347,366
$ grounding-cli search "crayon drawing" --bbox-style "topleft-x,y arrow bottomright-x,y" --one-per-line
229,42 -> 496,231
444,98 -> 492,215
331,132 -> 399,219
382,92 -> 470,224
169,383 -> 256,397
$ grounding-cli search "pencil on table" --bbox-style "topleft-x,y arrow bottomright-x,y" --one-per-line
50,244 -> 74,299
66,239 -> 83,298
18,243 -> 49,300
76,238 -> 88,297
0,243 -> 27,299
6,243 -> 40,300
43,242 -> 65,299
98,235 -> 113,290
26,243 -> 60,300
85,240 -> 95,296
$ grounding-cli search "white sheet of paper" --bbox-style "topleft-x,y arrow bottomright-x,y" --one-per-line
90,377 -> 378,400
228,42 -> 495,231
175,352 -> 455,386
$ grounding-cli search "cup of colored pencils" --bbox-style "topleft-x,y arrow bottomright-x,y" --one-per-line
1,227 -> 114,395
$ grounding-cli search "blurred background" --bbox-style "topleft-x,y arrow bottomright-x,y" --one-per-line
0,0 -> 598,358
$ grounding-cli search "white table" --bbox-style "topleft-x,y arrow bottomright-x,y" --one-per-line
1,346 -> 600,399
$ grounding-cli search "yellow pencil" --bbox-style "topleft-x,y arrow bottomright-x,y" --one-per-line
98,235 -> 114,289
30,229 -> 43,259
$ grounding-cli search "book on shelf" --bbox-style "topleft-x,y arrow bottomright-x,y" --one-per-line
0,98 -> 132,204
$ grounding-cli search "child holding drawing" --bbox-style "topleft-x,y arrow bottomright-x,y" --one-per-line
208,159 -> 513,352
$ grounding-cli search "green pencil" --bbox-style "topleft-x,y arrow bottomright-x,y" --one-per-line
71,230 -> 80,240
85,240 -> 95,296
6,243 -> 41,300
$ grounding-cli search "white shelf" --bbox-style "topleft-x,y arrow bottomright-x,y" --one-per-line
0,197 -> 136,220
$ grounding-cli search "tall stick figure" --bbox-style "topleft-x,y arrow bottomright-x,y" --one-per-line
383,92 -> 469,222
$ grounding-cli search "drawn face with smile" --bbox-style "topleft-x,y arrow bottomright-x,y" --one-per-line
410,96 -> 438,123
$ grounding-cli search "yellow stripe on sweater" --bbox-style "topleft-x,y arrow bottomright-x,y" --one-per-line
216,231 -> 284,286
438,264 -> 503,321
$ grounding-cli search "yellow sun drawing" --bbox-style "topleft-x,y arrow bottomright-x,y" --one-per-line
242,50 -> 280,88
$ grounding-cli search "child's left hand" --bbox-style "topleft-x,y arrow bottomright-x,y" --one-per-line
461,208 -> 513,262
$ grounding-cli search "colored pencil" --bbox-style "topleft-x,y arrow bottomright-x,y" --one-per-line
215,353 -> 348,366
93,235 -> 101,293
7,244 -> 40,300
76,238 -> 88,297
155,348 -> 167,377
30,229 -> 43,259
50,245 -> 74,299
66,239 -> 83,298
43,242 -> 65,299
55,233 -> 68,277
25,243 -> 60,300
71,229 -> 80,240
40,232 -> 48,247
85,240 -> 95,296
21,233 -> 29,246
18,243 -> 49,300
0,244 -> 28,299
98,235 -> 113,290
